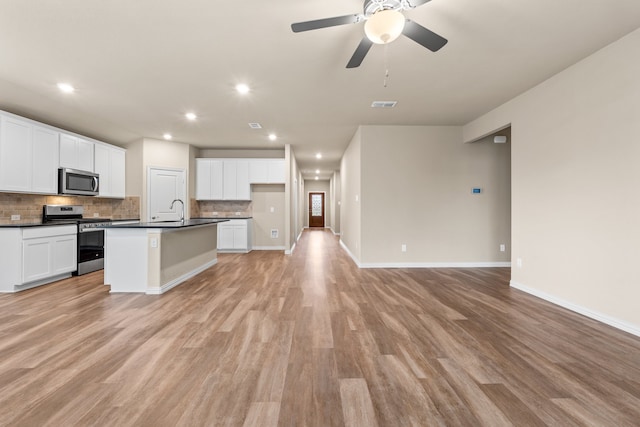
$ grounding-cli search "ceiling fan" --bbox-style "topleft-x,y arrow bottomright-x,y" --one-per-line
291,0 -> 448,68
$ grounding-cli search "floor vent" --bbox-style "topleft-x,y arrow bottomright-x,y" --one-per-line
371,101 -> 397,108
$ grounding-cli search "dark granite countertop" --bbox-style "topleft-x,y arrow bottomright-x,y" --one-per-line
101,218 -> 229,229
0,220 -> 78,228
0,217 -> 142,228
193,216 -> 253,220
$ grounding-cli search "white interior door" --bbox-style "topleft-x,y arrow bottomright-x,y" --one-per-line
148,167 -> 186,222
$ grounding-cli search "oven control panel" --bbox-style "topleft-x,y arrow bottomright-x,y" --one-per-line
78,222 -> 111,232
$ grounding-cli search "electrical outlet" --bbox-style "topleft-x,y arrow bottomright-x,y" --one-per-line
150,238 -> 158,248
271,229 -> 278,238
270,206 -> 275,213
401,244 -> 407,252
93,213 -> 100,217
500,244 -> 505,252
11,214 -> 20,221
235,212 -> 241,216
212,212 -> 218,216
516,258 -> 522,268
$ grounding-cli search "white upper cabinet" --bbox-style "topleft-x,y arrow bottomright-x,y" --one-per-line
248,159 -> 285,184
0,110 -> 125,197
222,160 -> 250,200
267,159 -> 285,183
197,159 -> 250,200
0,114 -> 59,194
0,115 -> 32,192
249,160 -> 268,183
94,143 -> 126,198
234,160 -> 250,200
197,158 -> 285,200
60,133 -> 94,172
196,159 -> 223,200
31,126 -> 60,194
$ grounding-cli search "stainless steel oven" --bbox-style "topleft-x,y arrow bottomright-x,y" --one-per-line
77,222 -> 107,275
43,205 -> 111,275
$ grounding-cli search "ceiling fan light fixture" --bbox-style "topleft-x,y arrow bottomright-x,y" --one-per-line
364,9 -> 405,44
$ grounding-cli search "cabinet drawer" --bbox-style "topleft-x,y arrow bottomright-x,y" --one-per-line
221,219 -> 247,227
22,225 -> 77,240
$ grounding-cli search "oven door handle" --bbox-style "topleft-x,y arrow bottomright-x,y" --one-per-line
92,176 -> 99,192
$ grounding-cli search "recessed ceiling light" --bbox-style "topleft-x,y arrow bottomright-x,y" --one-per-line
268,133 -> 277,141
163,133 -> 172,140
315,176 -> 319,180
57,83 -> 74,93
315,169 -> 320,174
316,153 -> 322,159
185,112 -> 197,121
236,83 -> 250,94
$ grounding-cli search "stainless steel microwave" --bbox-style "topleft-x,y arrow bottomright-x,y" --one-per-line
58,168 -> 99,196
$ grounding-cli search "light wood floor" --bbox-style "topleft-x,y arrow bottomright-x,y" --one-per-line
1,229 -> 639,426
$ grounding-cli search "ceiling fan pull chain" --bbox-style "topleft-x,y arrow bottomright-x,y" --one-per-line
384,43 -> 390,87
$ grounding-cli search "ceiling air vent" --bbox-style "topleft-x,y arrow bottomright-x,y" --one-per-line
248,123 -> 262,129
371,101 -> 397,108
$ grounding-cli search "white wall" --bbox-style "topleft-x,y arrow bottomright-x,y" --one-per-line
125,138 -> 191,221
285,144 -> 303,253
330,171 -> 341,234
251,184 -> 286,249
359,126 -> 511,266
340,129 -> 362,261
464,28 -> 640,334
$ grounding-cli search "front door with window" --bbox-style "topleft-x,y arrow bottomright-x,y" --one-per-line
309,192 -> 325,228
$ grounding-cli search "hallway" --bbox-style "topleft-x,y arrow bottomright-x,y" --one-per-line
0,229 -> 639,426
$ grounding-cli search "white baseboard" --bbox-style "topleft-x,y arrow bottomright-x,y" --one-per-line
339,239 -> 361,267
252,246 -> 286,251
146,259 -> 218,295
5,272 -> 73,293
338,240 -> 510,270
510,280 -> 640,338
285,242 -> 296,255
360,261 -> 512,269
329,227 -> 341,236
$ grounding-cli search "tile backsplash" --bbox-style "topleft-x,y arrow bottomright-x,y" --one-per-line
191,199 -> 252,218
0,193 -> 140,223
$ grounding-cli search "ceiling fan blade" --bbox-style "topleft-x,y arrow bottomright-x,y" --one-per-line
291,14 -> 361,33
346,37 -> 373,68
402,20 -> 448,52
405,0 -> 432,7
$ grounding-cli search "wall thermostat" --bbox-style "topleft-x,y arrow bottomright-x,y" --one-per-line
472,188 -> 482,194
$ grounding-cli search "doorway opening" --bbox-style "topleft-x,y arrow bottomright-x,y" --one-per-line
308,192 -> 325,228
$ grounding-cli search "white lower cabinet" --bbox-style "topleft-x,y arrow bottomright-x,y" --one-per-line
0,225 -> 77,292
217,219 -> 252,252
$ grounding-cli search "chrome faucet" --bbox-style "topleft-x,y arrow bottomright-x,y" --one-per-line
170,199 -> 185,222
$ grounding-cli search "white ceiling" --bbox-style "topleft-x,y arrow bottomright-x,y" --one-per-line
1,0 -> 640,179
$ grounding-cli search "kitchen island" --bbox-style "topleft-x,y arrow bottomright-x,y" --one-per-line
102,219 -> 228,294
